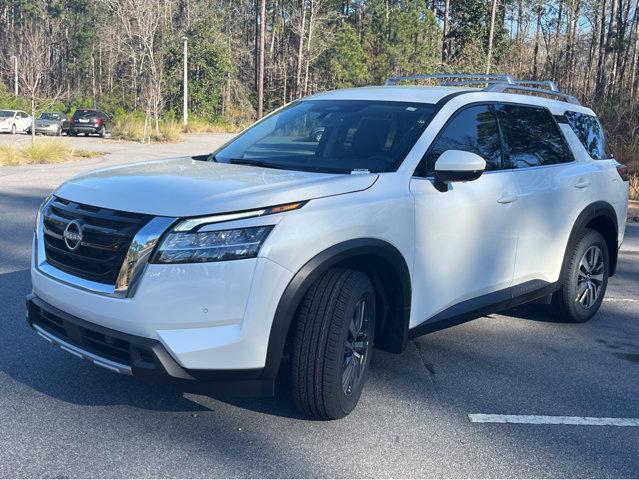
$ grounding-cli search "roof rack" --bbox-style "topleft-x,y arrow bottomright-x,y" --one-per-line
384,73 -> 581,105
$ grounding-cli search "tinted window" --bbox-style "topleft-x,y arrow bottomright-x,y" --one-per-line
564,111 -> 612,160
416,105 -> 503,176
72,109 -> 98,119
215,100 -> 436,174
499,105 -> 570,168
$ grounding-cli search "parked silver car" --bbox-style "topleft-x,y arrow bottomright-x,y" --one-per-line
27,112 -> 69,136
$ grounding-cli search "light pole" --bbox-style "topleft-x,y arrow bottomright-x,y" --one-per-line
182,36 -> 188,127
10,55 -> 18,96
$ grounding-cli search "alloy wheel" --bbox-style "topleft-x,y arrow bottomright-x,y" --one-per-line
342,298 -> 371,396
576,245 -> 604,309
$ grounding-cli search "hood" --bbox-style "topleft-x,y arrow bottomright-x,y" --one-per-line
54,158 -> 378,217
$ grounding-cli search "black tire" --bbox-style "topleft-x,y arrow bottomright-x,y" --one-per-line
99,125 -> 106,138
11,124 -> 16,135
290,268 -> 375,420
550,228 -> 609,323
69,130 -> 76,137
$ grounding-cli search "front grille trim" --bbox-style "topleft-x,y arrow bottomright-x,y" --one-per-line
41,197 -> 152,285
36,196 -> 177,298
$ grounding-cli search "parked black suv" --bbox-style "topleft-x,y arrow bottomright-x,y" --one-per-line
69,109 -> 114,137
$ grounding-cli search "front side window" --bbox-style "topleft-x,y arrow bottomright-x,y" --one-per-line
416,104 -> 503,176
214,100 -> 436,174
564,111 -> 613,160
498,104 -> 571,168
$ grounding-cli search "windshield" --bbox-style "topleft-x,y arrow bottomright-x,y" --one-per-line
0,110 -> 14,118
38,112 -> 62,120
214,100 -> 436,174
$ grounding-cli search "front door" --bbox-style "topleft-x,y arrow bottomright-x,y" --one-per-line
409,104 -> 519,328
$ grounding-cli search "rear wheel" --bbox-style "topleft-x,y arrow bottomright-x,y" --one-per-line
99,125 -> 106,138
550,229 -> 609,322
11,124 -> 16,135
290,268 -> 375,420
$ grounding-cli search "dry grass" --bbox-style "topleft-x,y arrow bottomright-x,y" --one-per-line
630,174 -> 639,202
0,141 -> 101,166
183,116 -> 250,134
113,115 -> 183,143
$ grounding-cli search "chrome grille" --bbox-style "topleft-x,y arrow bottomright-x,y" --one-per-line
42,197 -> 153,285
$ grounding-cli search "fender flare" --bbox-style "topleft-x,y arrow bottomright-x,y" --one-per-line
261,238 -> 412,380
561,201 -> 619,279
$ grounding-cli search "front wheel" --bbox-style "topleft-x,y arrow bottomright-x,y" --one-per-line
290,268 -> 375,420
11,124 -> 16,135
550,229 -> 609,323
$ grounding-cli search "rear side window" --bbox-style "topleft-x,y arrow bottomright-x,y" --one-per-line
564,111 -> 613,160
498,104 -> 572,168
416,104 -> 503,176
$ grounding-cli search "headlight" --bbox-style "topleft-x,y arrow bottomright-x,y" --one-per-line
152,225 -> 274,264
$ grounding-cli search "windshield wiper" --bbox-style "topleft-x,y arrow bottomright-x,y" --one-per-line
228,158 -> 289,170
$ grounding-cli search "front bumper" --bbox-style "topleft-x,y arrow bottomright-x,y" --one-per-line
26,294 -> 276,396
34,124 -> 60,134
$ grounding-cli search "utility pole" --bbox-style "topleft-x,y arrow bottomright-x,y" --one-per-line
182,36 -> 188,127
10,55 -> 18,96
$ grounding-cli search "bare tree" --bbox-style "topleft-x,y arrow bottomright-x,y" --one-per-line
10,21 -> 60,145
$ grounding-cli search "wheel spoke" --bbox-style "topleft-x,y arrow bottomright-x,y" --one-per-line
342,358 -> 355,393
590,273 -> 604,283
576,281 -> 588,302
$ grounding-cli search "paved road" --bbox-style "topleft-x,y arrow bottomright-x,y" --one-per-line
0,136 -> 638,477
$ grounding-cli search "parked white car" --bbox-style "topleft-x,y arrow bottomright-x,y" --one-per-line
27,74 -> 629,419
0,109 -> 31,134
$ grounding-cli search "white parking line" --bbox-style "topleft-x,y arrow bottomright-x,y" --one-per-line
603,298 -> 639,303
468,414 -> 639,427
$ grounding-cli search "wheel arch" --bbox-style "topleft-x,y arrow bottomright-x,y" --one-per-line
262,238 -> 412,380
562,201 -> 619,279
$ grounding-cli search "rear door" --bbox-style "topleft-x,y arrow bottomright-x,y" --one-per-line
409,104 -> 519,327
497,103 -> 591,286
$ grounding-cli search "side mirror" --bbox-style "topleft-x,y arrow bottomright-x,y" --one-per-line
433,150 -> 486,192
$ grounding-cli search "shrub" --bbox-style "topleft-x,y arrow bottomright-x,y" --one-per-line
0,140 -> 100,166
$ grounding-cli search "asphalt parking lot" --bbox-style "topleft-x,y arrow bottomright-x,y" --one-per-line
0,133 -> 638,477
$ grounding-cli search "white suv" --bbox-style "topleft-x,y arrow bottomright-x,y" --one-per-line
27,74 -> 629,419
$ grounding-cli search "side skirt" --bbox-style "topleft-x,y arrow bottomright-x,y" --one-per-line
408,280 -> 559,339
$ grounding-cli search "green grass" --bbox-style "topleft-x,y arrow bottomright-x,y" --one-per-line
0,141 -> 101,166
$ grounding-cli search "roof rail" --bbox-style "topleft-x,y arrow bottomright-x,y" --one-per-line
485,83 -> 581,105
383,73 -> 581,105
384,73 -> 515,87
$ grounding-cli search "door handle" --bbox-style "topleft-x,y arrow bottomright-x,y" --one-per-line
497,194 -> 518,204
574,179 -> 591,189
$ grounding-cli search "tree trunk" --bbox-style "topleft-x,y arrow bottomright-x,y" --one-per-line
30,97 -> 36,146
303,0 -> 314,96
486,0 -> 498,74
295,0 -> 307,98
442,0 -> 450,61
257,0 -> 266,118
533,0 -> 542,79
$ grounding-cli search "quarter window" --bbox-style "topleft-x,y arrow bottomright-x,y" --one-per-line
416,105 -> 503,176
498,104 -> 571,168
564,111 -> 613,160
